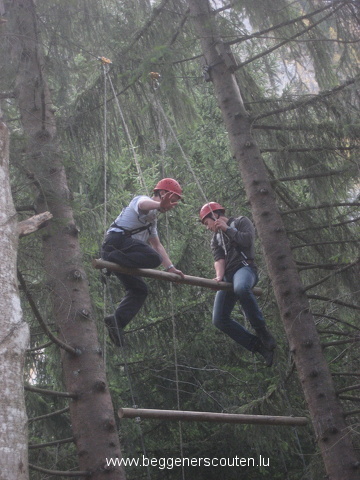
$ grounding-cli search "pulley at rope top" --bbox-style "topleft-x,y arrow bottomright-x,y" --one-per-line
98,56 -> 112,65
149,71 -> 161,90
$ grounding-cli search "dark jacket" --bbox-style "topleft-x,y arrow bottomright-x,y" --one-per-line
211,216 -> 256,277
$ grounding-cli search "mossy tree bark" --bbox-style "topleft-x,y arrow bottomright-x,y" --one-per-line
0,121 -> 29,480
9,1 -> 125,477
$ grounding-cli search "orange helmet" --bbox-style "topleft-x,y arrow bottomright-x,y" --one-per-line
154,178 -> 182,197
199,202 -> 225,223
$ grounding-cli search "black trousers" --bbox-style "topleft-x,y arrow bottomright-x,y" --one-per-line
101,232 -> 162,328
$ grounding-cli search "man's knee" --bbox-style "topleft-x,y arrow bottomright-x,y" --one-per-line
234,285 -> 251,301
131,282 -> 148,299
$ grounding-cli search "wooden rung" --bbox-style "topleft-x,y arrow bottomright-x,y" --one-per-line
92,259 -> 262,296
118,408 -> 308,427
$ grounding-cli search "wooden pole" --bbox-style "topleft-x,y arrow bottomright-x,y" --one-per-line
92,259 -> 262,296
118,407 -> 308,427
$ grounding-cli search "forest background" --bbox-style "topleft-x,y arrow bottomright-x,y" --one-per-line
0,0 -> 359,479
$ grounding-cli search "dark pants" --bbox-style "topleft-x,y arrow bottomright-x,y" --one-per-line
101,232 -> 162,328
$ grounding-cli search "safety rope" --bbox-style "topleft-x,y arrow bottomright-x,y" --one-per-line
102,61 -> 109,367
164,201 -> 186,480
105,69 -> 149,195
100,58 -> 151,480
152,90 -> 228,254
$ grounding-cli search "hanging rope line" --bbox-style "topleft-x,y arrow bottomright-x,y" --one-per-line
151,89 -> 230,253
100,57 -> 151,480
104,66 -> 148,194
163,179 -> 185,480
101,59 -> 110,369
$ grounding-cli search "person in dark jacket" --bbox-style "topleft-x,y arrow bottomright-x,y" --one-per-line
199,202 -> 276,366
102,178 -> 184,346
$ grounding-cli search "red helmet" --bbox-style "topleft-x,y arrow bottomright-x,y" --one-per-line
154,178 -> 182,197
199,202 -> 225,223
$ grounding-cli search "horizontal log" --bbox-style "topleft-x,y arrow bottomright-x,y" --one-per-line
118,407 -> 308,427
92,259 -> 262,296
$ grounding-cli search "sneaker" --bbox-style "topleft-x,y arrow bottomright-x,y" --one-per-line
104,315 -> 125,347
255,326 -> 277,351
254,339 -> 274,367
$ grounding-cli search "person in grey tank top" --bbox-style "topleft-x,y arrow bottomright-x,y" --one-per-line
102,178 -> 184,346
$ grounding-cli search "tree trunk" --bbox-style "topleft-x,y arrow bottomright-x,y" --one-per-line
186,1 -> 360,479
0,121 -> 30,480
9,1 -> 125,478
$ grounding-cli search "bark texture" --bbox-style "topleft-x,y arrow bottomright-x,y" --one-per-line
0,122 -> 30,480
187,1 -> 360,479
10,1 -> 125,478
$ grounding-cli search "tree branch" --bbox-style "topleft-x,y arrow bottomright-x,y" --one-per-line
27,341 -> 53,352
17,211 -> 53,237
28,406 -> 70,423
29,437 -> 74,449
289,217 -> 360,235
271,169 -> 348,183
120,0 -> 171,57
322,337 -> 360,348
24,385 -> 77,398
282,202 -> 360,215
226,2 -> 336,47
308,295 -> 360,311
254,75 -> 358,121
338,395 -> 360,403
234,3 -> 345,72
292,239 -> 358,249
303,259 -> 359,292
18,270 -> 78,356
28,464 -> 88,477
313,313 -> 360,332
263,146 -> 358,154
336,384 -> 360,395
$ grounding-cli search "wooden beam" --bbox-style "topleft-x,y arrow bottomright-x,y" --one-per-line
92,259 -> 262,296
118,407 -> 308,427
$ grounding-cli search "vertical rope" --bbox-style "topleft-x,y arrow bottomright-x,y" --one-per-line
157,106 -> 186,479
153,92 -> 228,252
101,64 -> 151,479
106,72 -> 149,195
102,63 -> 109,367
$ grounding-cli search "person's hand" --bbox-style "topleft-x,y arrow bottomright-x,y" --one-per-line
168,266 -> 185,279
213,275 -> 223,282
159,192 -> 179,212
214,218 -> 228,232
